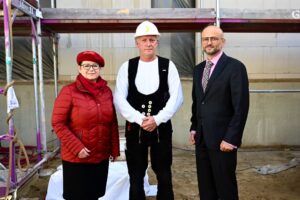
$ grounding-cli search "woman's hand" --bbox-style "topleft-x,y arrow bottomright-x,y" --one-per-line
78,147 -> 90,158
110,156 -> 118,162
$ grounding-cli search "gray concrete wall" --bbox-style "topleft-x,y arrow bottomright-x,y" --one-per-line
173,80 -> 300,149
1,81 -> 299,148
56,0 -> 300,82
1,0 -> 300,149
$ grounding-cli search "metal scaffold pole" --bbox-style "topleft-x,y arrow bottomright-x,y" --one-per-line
51,0 -> 58,97
36,0 -> 47,154
53,35 -> 59,98
30,18 -> 42,161
196,0 -> 205,63
216,0 -> 220,27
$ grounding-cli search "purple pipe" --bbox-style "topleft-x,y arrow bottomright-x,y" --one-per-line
3,0 -> 17,186
36,129 -> 42,161
3,0 -> 10,48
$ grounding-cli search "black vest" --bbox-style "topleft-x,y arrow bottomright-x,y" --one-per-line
125,56 -> 172,144
127,56 -> 170,115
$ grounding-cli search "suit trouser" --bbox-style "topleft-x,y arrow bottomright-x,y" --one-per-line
125,131 -> 174,200
195,140 -> 238,200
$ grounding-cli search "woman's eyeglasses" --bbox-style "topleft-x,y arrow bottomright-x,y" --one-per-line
80,64 -> 100,70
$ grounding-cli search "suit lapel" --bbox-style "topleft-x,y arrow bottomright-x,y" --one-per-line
205,53 -> 228,93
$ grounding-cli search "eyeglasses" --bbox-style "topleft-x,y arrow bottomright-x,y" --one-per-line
80,64 -> 100,70
201,37 -> 222,43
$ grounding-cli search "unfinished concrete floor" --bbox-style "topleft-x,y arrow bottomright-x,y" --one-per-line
17,147 -> 300,200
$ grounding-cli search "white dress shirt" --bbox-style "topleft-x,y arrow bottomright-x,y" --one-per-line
114,57 -> 183,126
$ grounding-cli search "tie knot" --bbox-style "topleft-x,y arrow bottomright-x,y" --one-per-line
206,61 -> 213,68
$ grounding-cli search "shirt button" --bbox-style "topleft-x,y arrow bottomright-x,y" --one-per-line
201,102 -> 205,105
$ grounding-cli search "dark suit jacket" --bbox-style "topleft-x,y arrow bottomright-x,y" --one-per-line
190,53 -> 249,150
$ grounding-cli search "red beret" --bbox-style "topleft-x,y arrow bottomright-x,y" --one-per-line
76,51 -> 105,67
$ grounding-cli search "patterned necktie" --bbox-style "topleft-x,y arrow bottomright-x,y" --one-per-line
202,60 -> 213,92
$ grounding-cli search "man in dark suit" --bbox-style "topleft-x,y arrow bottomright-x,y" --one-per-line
189,25 -> 249,200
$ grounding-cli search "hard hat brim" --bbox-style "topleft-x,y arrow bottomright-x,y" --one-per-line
134,33 -> 160,38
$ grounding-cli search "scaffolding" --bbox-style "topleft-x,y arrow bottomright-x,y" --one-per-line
0,0 -> 58,198
1,0 -> 300,198
1,8 -> 300,35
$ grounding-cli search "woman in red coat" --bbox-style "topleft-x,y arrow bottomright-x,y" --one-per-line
52,51 -> 120,200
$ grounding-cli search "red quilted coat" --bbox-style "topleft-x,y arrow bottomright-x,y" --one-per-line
52,77 -> 120,163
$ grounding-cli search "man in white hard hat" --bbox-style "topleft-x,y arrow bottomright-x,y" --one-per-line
114,21 -> 183,200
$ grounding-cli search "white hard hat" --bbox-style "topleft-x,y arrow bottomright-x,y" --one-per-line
134,21 -> 160,38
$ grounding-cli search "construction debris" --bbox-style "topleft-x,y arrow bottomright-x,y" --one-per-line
255,158 -> 299,175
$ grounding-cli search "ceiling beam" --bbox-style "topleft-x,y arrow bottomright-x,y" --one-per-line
1,8 -> 299,36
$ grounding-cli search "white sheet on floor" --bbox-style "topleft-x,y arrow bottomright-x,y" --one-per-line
45,161 -> 157,200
